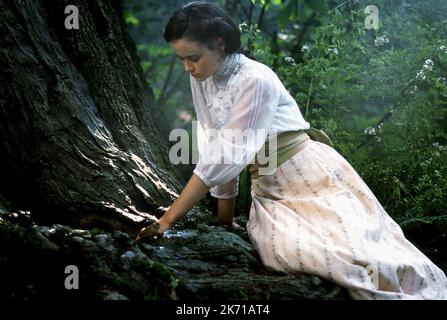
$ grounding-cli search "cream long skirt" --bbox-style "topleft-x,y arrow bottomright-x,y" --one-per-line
247,139 -> 447,299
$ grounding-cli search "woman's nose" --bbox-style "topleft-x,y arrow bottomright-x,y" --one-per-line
183,60 -> 194,72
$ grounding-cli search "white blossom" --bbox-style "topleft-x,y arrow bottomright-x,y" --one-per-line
178,110 -> 193,122
374,35 -> 390,47
238,22 -> 248,31
364,127 -> 376,135
439,45 -> 447,54
301,44 -> 309,52
433,142 -> 447,152
423,59 -> 434,71
415,59 -> 434,81
416,70 -> 426,80
328,47 -> 339,55
284,56 -> 296,65
278,32 -> 295,41
438,77 -> 447,85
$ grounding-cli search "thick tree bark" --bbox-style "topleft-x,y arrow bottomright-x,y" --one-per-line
0,0 -> 183,233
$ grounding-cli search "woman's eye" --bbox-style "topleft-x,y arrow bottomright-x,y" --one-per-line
177,56 -> 200,63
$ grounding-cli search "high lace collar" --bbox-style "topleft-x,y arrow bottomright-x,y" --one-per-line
212,53 -> 242,85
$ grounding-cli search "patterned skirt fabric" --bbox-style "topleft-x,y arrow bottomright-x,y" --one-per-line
247,140 -> 447,299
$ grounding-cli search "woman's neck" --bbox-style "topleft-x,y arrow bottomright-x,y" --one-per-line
212,53 -> 240,88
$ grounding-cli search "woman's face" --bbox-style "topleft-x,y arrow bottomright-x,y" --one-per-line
171,38 -> 225,81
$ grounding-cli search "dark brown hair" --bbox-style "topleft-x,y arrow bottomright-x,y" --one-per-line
163,1 -> 241,54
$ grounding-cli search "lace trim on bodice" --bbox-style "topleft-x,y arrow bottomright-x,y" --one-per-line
206,53 -> 244,128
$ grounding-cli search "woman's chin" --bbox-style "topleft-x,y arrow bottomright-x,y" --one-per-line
192,74 -> 208,81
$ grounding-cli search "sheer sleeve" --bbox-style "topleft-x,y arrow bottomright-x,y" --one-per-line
209,176 -> 239,199
193,73 -> 281,188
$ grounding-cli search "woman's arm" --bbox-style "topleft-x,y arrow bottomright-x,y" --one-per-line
158,173 -> 210,231
217,198 -> 244,230
217,198 -> 236,227
136,173 -> 210,240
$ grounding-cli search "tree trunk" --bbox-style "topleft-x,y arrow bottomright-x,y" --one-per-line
0,0 -> 184,233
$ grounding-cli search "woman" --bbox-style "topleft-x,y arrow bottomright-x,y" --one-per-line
136,1 -> 447,299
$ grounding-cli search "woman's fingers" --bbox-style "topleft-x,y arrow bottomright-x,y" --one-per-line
232,221 -> 245,231
135,230 -> 143,241
135,222 -> 160,241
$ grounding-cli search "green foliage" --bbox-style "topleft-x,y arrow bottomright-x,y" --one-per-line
90,227 -> 105,237
124,12 -> 139,27
277,0 -> 327,29
242,0 -> 447,231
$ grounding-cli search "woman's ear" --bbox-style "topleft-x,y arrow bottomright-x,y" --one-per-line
216,37 -> 225,52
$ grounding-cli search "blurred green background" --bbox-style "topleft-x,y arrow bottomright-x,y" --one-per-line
123,0 -> 447,268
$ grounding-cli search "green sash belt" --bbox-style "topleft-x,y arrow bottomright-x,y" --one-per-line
248,128 -> 334,179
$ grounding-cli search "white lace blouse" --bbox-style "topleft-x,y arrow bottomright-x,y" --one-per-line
190,53 -> 310,199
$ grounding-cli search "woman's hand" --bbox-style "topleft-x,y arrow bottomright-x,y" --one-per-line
135,173 -> 210,242
231,221 -> 245,231
135,222 -> 159,242
135,220 -> 172,242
